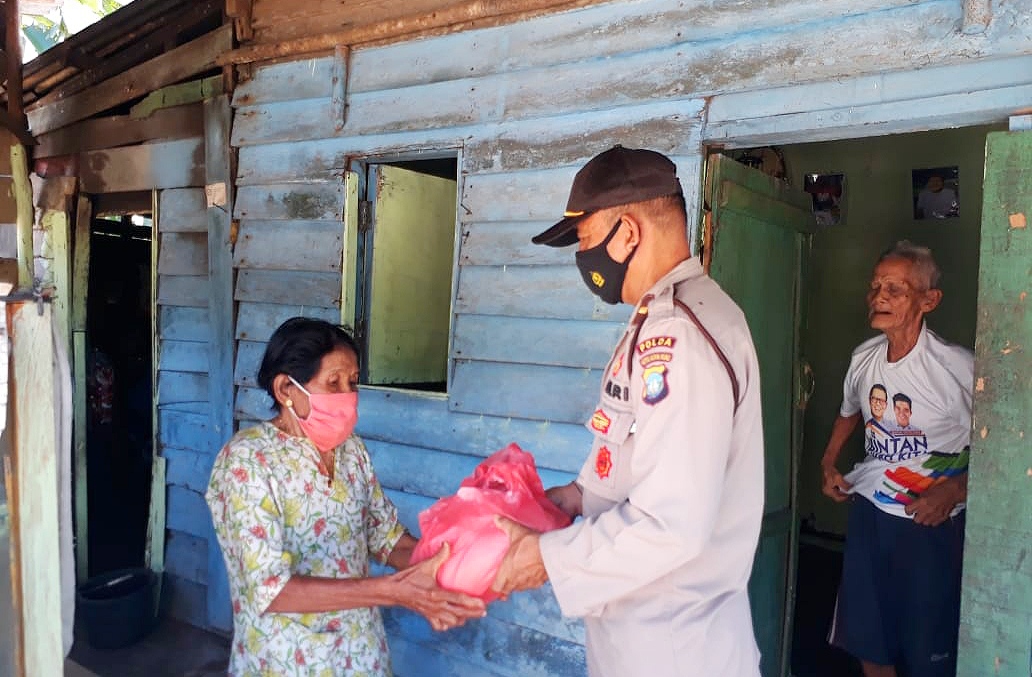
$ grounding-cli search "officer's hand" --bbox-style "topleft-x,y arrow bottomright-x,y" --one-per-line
490,517 -> 547,598
821,463 -> 852,502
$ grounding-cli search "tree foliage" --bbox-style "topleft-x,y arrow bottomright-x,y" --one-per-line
22,0 -> 130,59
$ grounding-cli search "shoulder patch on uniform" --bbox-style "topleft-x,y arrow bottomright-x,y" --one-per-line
595,446 -> 613,479
639,351 -> 673,368
637,336 -> 676,354
610,354 -> 624,377
642,364 -> 670,405
590,409 -> 612,434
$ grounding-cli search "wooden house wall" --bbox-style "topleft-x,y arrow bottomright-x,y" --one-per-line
155,183 -> 222,627
224,0 -> 1031,673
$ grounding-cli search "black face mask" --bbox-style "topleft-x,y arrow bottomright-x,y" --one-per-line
575,219 -> 636,305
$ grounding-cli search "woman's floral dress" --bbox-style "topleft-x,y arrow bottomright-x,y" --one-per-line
206,422 -> 405,676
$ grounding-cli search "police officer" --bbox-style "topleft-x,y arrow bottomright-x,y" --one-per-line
491,146 -> 765,677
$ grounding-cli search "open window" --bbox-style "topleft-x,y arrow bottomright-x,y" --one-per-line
344,158 -> 458,393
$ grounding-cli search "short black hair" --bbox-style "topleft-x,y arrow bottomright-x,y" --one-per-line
869,383 -> 887,398
257,317 -> 360,411
892,393 -> 912,408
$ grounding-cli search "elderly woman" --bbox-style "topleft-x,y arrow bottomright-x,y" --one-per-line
820,242 -> 973,677
206,317 -> 485,676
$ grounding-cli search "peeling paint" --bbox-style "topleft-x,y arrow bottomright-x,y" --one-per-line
975,377 -> 985,392
980,426 -> 988,439
1008,212 -> 1026,229
280,191 -> 337,219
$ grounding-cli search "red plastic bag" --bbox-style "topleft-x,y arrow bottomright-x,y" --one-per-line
410,443 -> 571,601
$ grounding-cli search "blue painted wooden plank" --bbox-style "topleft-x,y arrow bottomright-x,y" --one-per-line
367,439 -> 574,500
162,573 -> 208,630
159,409 -> 221,454
340,0 -> 923,99
459,221 -> 572,267
233,219 -> 343,272
164,446 -> 216,493
235,269 -> 341,307
158,232 -> 208,275
384,608 -> 587,677
233,340 -> 266,388
233,57 -> 334,106
235,126 -> 472,185
159,339 -> 210,374
158,188 -> 206,233
455,265 -> 624,322
166,485 -> 210,537
706,83 -> 1032,148
234,385 -> 275,421
235,301 -> 340,342
157,274 -> 209,307
487,585 -> 584,647
383,489 -> 435,537
231,386 -> 593,474
451,314 -> 622,370
234,182 -> 344,220
205,93 -> 236,633
450,360 -> 600,425
158,305 -> 210,342
707,53 -> 1032,124
355,388 -> 593,473
460,99 -> 705,175
158,370 -> 210,408
80,138 -> 205,192
165,530 -> 208,585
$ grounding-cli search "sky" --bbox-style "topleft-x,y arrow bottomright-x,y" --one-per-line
21,0 -> 135,61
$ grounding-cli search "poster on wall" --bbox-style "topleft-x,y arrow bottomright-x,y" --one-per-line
912,166 -> 959,219
804,173 -> 845,226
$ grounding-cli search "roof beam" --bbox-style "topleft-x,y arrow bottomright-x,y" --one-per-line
26,24 -> 232,136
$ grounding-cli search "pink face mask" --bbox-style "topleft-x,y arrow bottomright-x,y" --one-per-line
287,376 -> 358,452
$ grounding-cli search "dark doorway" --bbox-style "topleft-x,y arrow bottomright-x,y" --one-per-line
85,208 -> 153,577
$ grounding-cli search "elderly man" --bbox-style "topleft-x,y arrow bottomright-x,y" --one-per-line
490,146 -> 765,677
821,241 -> 973,677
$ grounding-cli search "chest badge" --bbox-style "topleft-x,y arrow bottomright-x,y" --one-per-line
642,364 -> 670,405
595,446 -> 613,479
590,409 -> 612,434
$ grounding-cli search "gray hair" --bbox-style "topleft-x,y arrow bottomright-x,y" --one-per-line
877,240 -> 941,290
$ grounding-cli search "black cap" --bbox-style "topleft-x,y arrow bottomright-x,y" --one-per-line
531,145 -> 683,247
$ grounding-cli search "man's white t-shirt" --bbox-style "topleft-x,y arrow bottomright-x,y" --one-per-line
839,324 -> 974,519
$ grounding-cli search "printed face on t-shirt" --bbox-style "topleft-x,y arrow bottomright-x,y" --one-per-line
868,386 -> 888,421
894,399 -> 912,428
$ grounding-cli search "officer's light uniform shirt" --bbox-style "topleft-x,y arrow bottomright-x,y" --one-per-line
839,324 -> 974,519
539,258 -> 765,677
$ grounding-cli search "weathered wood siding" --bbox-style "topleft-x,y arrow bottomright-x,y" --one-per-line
156,183 -> 222,628
225,0 -> 1032,673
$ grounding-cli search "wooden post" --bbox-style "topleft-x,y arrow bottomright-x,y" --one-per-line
71,195 -> 92,582
203,95 -> 235,631
6,301 -> 63,677
10,146 -> 34,289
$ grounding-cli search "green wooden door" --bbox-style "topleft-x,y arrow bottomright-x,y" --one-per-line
956,129 -> 1032,677
704,154 -> 815,677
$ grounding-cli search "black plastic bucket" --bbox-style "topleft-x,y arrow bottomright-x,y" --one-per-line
77,567 -> 157,650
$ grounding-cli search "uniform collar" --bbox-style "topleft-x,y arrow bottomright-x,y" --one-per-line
629,258 -> 701,318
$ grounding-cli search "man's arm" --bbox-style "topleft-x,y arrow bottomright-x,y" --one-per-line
820,413 -> 861,502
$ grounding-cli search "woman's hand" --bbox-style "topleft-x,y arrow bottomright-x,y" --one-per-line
390,542 -> 486,632
546,481 -> 583,519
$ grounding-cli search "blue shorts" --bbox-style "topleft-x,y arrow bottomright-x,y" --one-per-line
829,496 -> 965,677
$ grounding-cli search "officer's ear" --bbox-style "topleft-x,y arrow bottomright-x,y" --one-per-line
617,214 -> 642,255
